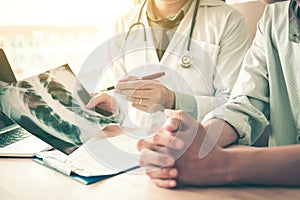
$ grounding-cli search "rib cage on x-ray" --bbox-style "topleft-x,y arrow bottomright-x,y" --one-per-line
18,80 -> 82,145
0,65 -> 122,153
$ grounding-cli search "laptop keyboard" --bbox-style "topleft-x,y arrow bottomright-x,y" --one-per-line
0,127 -> 31,148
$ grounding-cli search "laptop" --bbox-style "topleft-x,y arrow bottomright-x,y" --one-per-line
0,48 -> 51,157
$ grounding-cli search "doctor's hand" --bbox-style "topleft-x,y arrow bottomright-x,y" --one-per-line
85,93 -> 118,116
138,109 -> 230,188
115,76 -> 175,113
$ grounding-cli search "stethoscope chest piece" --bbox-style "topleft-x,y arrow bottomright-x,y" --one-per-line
179,54 -> 192,68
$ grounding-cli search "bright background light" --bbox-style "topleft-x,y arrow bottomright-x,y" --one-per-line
0,0 -> 133,79
0,0 -> 133,26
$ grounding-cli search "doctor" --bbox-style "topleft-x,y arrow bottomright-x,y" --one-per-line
86,0 -> 251,126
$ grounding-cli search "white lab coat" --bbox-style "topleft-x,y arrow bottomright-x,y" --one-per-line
82,0 -> 251,127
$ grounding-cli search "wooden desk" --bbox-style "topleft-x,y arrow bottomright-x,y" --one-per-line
1,158 -> 300,200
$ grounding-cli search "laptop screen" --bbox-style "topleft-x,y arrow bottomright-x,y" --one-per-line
0,49 -> 17,83
0,48 -> 17,129
0,112 -> 15,129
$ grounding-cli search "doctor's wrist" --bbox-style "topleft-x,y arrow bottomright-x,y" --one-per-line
168,91 -> 176,109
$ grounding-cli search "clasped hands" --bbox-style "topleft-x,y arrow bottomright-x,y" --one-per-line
137,109 -> 232,188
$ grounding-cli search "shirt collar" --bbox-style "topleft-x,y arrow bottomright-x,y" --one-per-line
199,0 -> 225,6
289,0 -> 300,43
146,0 -> 193,22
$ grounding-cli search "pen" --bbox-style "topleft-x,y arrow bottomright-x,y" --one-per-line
100,72 -> 165,92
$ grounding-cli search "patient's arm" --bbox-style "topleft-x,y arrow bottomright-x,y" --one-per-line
227,144 -> 300,186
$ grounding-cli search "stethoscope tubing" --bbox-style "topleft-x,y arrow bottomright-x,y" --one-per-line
121,0 -> 200,69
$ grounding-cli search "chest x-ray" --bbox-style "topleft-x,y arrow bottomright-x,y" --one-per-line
0,64 -> 121,154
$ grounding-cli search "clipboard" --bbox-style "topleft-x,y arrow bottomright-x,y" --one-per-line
32,156 -> 116,185
32,140 -> 140,185
31,132 -> 141,185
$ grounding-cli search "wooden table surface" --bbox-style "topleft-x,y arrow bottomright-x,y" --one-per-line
1,158 -> 299,200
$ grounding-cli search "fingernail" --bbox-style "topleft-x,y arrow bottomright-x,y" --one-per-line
85,103 -> 91,109
169,180 -> 177,188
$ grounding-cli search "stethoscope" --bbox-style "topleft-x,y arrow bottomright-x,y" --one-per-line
123,0 -> 200,69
